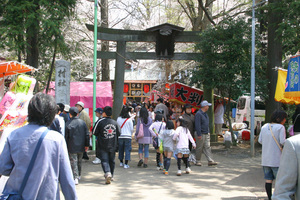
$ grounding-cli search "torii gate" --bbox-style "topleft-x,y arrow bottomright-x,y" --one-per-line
86,23 -> 202,119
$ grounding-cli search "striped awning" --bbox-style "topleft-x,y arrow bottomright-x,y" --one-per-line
0,61 -> 35,78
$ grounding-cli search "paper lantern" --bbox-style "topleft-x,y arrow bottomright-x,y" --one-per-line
123,84 -> 129,93
143,84 -> 150,93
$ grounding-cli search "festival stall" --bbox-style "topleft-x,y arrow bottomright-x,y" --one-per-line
0,62 -> 36,156
0,62 -> 36,192
169,82 -> 204,108
47,81 -> 113,122
167,82 -> 204,119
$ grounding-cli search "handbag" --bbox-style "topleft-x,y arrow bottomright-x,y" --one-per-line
288,125 -> 294,136
153,122 -> 163,149
268,124 -> 283,152
0,129 -> 49,200
136,119 -> 144,139
289,114 -> 300,136
159,139 -> 164,154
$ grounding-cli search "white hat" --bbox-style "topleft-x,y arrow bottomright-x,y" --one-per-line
64,105 -> 70,112
200,100 -> 212,107
75,101 -> 84,108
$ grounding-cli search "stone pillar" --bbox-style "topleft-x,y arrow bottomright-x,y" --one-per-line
55,60 -> 70,105
112,41 -> 126,120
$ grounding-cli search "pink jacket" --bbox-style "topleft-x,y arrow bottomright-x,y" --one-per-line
173,126 -> 196,149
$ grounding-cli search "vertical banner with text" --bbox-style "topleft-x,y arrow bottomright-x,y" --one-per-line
55,60 -> 70,105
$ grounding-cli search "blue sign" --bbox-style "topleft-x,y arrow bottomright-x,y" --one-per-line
285,55 -> 300,97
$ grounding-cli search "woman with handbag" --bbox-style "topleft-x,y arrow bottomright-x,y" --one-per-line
135,107 -> 154,168
117,106 -> 134,169
0,93 -> 77,200
258,109 -> 287,200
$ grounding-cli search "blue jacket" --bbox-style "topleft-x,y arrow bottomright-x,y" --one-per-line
195,109 -> 210,137
0,123 -> 77,200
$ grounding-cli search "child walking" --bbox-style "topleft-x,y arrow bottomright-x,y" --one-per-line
149,113 -> 166,170
173,117 -> 196,176
160,120 -> 176,175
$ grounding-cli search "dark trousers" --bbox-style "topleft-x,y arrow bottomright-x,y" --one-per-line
99,149 -> 116,175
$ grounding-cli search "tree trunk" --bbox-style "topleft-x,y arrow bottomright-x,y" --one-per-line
46,43 -> 57,94
25,3 -> 39,68
203,86 -> 217,142
25,24 -> 39,68
100,0 -> 110,81
265,0 -> 282,122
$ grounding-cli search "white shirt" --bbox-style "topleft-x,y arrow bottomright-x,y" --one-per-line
258,123 -> 286,167
117,117 -> 134,139
214,104 -> 224,124
56,115 -> 65,136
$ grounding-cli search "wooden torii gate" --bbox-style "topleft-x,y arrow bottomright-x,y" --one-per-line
86,23 -> 201,119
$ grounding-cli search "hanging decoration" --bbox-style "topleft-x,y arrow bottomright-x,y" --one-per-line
143,84 -> 150,94
123,84 -> 129,93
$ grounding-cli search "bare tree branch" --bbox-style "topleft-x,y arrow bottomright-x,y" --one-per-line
177,0 -> 193,24
111,11 -> 134,28
213,3 -> 249,20
199,0 -> 216,25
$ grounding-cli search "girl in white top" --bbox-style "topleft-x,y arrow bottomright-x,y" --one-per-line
149,114 -> 166,170
173,117 -> 196,176
258,109 -> 287,200
117,106 -> 134,169
160,120 -> 176,175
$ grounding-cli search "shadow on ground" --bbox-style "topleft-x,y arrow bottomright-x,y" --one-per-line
70,143 -> 266,200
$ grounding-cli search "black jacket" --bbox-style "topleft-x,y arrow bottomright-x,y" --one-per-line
182,113 -> 195,137
93,117 -> 120,152
65,116 -> 89,153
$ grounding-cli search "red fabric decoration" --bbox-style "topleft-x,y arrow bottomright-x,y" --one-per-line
143,85 -> 150,93
123,84 -> 129,93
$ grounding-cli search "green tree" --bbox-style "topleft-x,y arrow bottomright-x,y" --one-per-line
191,17 -> 266,141
257,0 -> 300,121
0,0 -> 77,69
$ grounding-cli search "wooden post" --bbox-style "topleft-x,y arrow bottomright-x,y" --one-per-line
112,41 -> 126,120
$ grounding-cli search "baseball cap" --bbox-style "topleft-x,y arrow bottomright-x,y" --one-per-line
95,108 -> 103,114
64,105 -> 70,112
69,107 -> 79,116
75,101 -> 84,108
200,100 -> 212,107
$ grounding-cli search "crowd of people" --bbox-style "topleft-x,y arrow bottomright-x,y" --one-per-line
0,93 -> 220,199
3,92 -> 300,199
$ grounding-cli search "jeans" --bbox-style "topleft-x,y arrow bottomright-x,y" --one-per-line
118,138 -> 132,161
263,166 -> 279,180
99,149 -> 116,175
138,144 -> 149,158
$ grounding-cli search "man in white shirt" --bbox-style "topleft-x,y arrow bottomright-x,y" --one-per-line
214,101 -> 224,136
